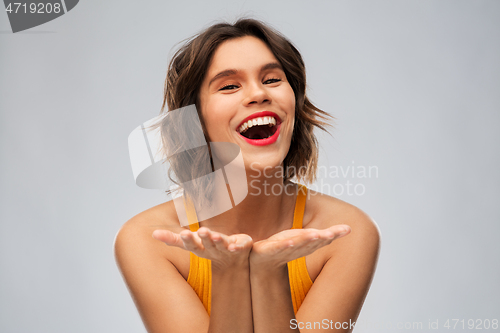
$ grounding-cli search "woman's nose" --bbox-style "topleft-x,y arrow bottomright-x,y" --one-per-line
243,82 -> 271,106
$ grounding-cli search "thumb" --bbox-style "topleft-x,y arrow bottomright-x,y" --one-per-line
152,230 -> 185,248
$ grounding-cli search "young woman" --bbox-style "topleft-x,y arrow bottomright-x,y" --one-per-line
115,18 -> 380,333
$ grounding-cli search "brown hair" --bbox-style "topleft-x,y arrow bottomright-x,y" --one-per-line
160,18 -> 332,200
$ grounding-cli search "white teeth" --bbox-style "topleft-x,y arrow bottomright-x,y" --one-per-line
238,116 -> 278,133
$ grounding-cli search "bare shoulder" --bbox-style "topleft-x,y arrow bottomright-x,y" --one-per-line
304,188 -> 380,238
303,188 -> 381,260
114,200 -> 190,278
113,201 -> 208,332
114,200 -> 179,253
296,188 -> 381,323
118,199 -> 181,232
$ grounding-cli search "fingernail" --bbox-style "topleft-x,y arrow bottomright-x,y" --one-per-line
339,227 -> 350,236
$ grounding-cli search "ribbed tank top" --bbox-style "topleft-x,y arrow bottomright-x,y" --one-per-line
184,184 -> 313,315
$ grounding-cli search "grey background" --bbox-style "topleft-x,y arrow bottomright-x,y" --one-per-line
1,1 -> 499,332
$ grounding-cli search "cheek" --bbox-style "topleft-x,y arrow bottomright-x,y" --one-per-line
201,98 -> 237,136
283,86 -> 296,135
281,85 -> 296,124
204,99 -> 231,122
279,85 -> 296,113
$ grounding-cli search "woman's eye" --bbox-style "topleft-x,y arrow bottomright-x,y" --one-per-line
219,84 -> 239,91
264,78 -> 281,84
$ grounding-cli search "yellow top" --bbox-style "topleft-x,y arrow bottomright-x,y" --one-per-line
185,184 -> 313,315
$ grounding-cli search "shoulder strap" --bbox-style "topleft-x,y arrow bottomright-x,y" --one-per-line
292,184 -> 307,229
183,194 -> 200,231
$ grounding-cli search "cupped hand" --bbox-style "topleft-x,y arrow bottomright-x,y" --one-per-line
152,227 -> 253,269
249,224 -> 351,269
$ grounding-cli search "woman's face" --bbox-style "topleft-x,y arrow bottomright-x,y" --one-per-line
198,36 -> 296,172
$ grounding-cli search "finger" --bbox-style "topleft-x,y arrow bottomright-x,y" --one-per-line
277,231 -> 326,259
233,234 -> 253,252
152,230 -> 184,248
288,230 -> 321,248
207,231 -> 227,251
304,227 -> 340,246
281,235 -> 324,259
198,227 -> 216,251
327,225 -> 351,239
227,235 -> 239,252
255,238 -> 293,255
304,226 -> 352,252
180,230 -> 204,252
272,239 -> 295,254
227,234 -> 252,252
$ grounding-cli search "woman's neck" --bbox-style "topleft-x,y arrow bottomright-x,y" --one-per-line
198,177 -> 297,242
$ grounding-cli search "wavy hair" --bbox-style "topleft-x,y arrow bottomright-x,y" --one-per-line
159,18 -> 333,203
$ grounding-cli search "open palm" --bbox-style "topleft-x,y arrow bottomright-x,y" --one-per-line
250,225 -> 351,268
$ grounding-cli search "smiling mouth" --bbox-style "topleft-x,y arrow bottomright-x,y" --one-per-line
237,116 -> 279,140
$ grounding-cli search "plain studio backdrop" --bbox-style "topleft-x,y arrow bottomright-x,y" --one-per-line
1,1 -> 499,332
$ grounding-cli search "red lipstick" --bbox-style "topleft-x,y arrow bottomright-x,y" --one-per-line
239,124 -> 281,146
236,111 -> 282,146
237,111 -> 281,130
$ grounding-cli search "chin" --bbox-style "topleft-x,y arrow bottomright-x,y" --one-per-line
243,154 -> 286,176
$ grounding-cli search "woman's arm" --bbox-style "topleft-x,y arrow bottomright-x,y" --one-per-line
249,226 -> 351,332
114,219 -> 209,332
248,204 -> 380,332
181,228 -> 254,333
116,200 -> 378,332
295,209 -> 380,333
114,217 -> 254,333
210,262 -> 253,332
250,258 -> 296,331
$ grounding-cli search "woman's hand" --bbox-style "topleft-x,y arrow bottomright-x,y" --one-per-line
249,224 -> 351,270
152,227 -> 253,269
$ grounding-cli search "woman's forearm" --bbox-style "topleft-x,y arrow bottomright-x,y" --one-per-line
250,264 -> 299,333
208,262 -> 254,333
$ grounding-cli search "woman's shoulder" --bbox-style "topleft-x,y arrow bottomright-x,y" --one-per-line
300,187 -> 380,284
114,200 -> 190,279
116,200 -> 182,244
113,201 -> 209,331
302,188 -> 381,250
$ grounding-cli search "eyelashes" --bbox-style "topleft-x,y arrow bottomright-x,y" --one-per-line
218,77 -> 282,91
219,84 -> 239,91
264,78 -> 281,84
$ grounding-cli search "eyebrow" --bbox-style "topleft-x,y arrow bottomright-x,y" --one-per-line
208,62 -> 283,87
